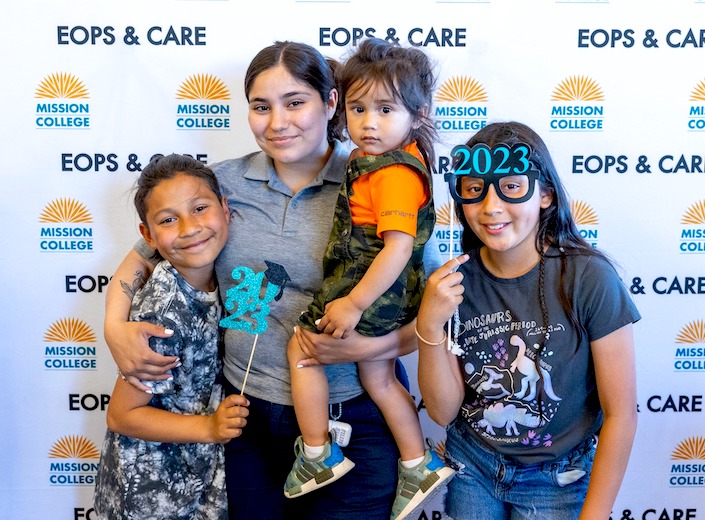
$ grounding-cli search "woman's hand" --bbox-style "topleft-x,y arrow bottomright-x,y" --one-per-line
293,326 -> 366,366
104,248 -> 179,392
294,319 -> 417,367
106,321 -> 180,392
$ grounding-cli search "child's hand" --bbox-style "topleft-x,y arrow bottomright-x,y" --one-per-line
207,394 -> 249,444
417,254 -> 469,333
317,296 -> 364,339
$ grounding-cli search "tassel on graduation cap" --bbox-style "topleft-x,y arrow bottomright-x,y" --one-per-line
264,260 -> 291,301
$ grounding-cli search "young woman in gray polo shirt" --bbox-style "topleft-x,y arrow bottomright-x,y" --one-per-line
103,41 -> 417,520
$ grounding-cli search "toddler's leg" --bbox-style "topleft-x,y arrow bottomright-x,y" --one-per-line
357,359 -> 424,461
287,334 -> 329,446
285,334 -> 355,499
359,359 -> 455,520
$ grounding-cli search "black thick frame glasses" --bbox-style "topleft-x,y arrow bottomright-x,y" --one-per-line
443,142 -> 542,204
445,170 -> 540,204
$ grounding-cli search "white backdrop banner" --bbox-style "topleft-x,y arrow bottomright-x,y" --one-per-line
1,1 -> 704,519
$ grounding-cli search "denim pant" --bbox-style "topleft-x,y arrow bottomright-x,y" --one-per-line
444,419 -> 596,520
223,378 -> 399,520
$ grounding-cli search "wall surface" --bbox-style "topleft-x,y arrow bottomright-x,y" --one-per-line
1,1 -> 704,518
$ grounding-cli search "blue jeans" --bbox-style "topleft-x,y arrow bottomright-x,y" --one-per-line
444,419 -> 595,520
223,378 -> 399,520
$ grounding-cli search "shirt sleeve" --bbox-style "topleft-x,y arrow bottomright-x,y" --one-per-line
129,268 -> 179,395
578,255 -> 641,341
134,238 -> 156,261
370,165 -> 428,238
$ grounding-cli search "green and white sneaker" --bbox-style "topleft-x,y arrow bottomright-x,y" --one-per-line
390,450 -> 455,520
284,435 -> 355,498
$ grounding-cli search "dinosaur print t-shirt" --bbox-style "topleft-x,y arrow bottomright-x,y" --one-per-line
452,248 -> 639,464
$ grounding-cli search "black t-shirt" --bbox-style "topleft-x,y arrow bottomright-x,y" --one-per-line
453,248 -> 640,464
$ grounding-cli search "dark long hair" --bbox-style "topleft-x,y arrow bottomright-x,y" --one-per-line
335,38 -> 437,167
244,41 -> 342,143
455,121 -> 595,257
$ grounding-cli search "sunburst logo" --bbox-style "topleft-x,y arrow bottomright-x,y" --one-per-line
44,318 -> 98,371
681,201 -> 705,225
44,318 -> 96,343
571,200 -> 599,225
671,437 -> 705,460
49,436 -> 100,459
672,437 -> 705,461
35,73 -> 89,99
48,435 -> 100,486
436,201 -> 459,227
434,76 -> 488,133
550,76 -> 604,132
435,77 -> 487,103
34,73 -> 91,129
669,436 -> 705,487
571,200 -> 598,246
688,79 -> 705,132
676,320 -> 705,344
177,73 -> 230,100
431,438 -> 447,460
39,198 -> 92,223
690,80 -> 705,102
38,199 -> 94,253
551,76 -> 604,102
176,74 -> 232,131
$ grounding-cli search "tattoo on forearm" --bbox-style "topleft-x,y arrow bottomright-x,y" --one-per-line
120,270 -> 147,299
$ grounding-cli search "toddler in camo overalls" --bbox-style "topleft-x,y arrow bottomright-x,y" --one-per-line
285,38 -> 455,520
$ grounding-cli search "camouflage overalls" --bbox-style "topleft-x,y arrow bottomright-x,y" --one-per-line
299,149 -> 435,337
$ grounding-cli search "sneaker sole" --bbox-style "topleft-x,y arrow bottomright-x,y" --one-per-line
394,466 -> 455,520
284,457 -> 355,499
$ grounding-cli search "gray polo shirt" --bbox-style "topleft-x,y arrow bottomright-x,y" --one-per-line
137,143 -> 358,405
213,141 -> 366,406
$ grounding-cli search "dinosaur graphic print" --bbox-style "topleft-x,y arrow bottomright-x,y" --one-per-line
457,329 -> 564,449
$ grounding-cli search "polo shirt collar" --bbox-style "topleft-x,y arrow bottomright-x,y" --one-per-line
243,140 -> 349,188
318,140 -> 348,184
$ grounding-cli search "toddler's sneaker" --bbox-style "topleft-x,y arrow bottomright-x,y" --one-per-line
390,449 -> 455,520
284,435 -> 355,498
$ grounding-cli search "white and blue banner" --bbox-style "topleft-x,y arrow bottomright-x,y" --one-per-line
1,1 -> 704,518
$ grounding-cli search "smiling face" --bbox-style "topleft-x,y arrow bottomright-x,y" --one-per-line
139,173 -> 230,291
247,64 -> 337,174
344,80 -> 416,156
462,180 -> 553,275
